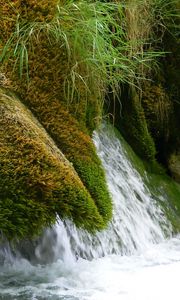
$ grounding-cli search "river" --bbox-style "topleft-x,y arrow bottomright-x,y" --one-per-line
0,123 -> 180,300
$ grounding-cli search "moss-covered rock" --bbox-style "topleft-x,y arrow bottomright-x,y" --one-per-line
141,81 -> 172,165
168,152 -> 180,183
108,86 -> 156,162
21,92 -> 112,224
0,88 -> 108,240
0,1 -> 112,240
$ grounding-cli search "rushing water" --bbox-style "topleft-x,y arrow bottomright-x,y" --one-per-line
1,123 -> 180,300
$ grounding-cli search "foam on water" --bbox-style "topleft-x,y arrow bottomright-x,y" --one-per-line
32,123 -> 171,263
0,123 -> 179,300
1,236 -> 180,300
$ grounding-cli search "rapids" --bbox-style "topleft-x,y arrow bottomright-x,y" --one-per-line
1,123 -> 180,300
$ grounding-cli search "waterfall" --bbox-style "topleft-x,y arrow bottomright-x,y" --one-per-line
6,122 -> 170,265
1,123 -> 180,300
32,123 -> 171,264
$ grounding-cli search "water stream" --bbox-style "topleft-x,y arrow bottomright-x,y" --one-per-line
1,123 -> 180,300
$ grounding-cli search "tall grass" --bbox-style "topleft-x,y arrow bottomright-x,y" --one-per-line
1,0 -> 177,110
151,0 -> 180,37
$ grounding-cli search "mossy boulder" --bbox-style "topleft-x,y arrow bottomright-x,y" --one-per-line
20,93 -> 112,225
0,88 -> 109,241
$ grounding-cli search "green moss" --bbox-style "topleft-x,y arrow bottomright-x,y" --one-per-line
74,159 -> 112,223
112,123 -> 180,233
0,88 -> 107,240
0,4 -> 112,239
168,152 -> 180,183
0,1 -> 102,133
141,81 -> 172,163
0,1 -> 112,237
0,0 -> 179,239
112,123 -> 165,176
113,86 -> 156,162
148,172 -> 180,233
142,82 -> 171,136
18,93 -> 112,224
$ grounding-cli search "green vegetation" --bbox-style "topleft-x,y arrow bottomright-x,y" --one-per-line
149,173 -> 180,233
113,124 -> 180,233
0,0 -> 179,240
113,86 -> 157,162
0,88 -> 109,240
0,1 -> 166,119
106,0 -> 179,172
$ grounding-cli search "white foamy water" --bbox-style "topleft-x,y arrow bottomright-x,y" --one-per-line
1,236 -> 180,300
0,123 -> 179,300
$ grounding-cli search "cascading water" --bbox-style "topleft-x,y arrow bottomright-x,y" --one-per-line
1,123 -> 180,300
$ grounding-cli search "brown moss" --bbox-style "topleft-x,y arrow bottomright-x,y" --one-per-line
18,89 -> 112,224
0,88 -> 106,240
20,0 -> 58,22
0,0 -> 57,25
0,0 -> 101,132
0,3 -> 112,239
0,1 -> 18,41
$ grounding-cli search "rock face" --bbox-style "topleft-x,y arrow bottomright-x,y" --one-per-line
169,153 -> 180,184
0,88 -> 111,240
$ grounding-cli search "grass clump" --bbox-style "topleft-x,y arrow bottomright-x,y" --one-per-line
106,0 -> 179,166
0,1 -> 164,126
